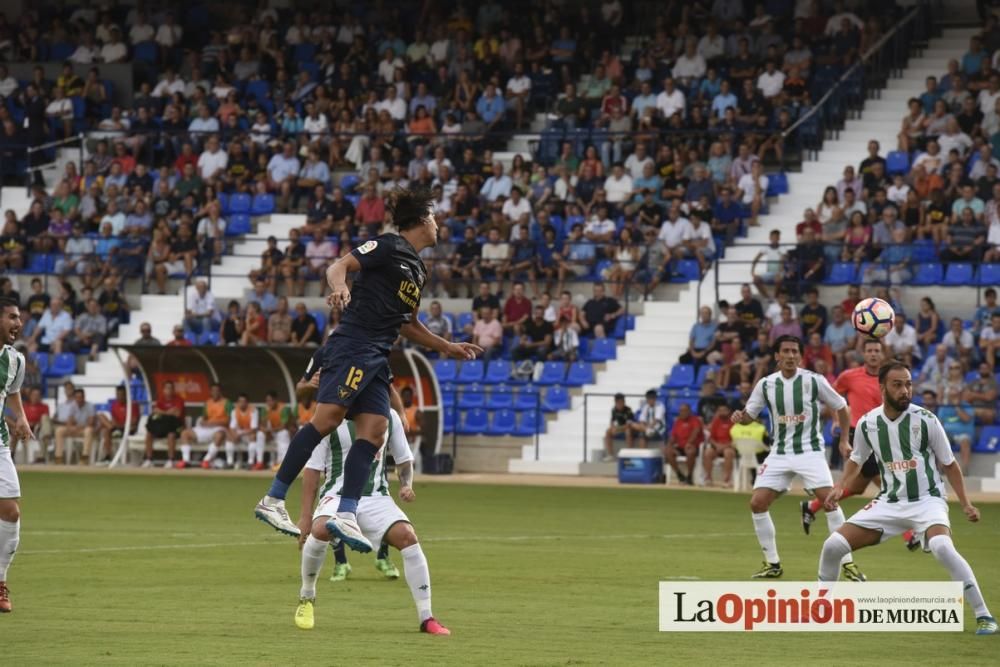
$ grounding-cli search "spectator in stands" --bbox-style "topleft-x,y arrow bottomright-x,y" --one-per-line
938,392 -> 975,473
167,325 -> 192,347
481,227 -> 510,292
941,317 -> 975,369
133,322 -> 161,346
513,306 -> 553,362
28,297 -> 73,354
160,223 -> 199,281
70,298 -> 108,361
53,388 -> 96,465
472,305 -> 503,361
602,393 -> 636,461
184,280 -> 219,335
750,230 -> 784,299
822,305 -> 854,373
549,316 -> 580,362
423,301 -> 452,345
941,205 -> 987,265
97,385 -> 139,465
884,313 -> 920,366
736,161 -> 768,226
802,332 -> 834,372
579,282 -> 623,339
662,403 -> 703,485
452,226 -> 482,297
267,297 -> 292,345
304,230 -> 336,286
918,343 -> 951,395
502,282 -> 532,334
628,390 -> 667,450
240,302 -> 267,347
768,305 -> 803,344
703,402 -> 735,487
10,386 -> 49,463
289,303 -> 320,348
696,379 -> 728,424
679,306 -> 719,373
981,311 -> 1000,371
480,161 -> 512,204
863,226 -> 912,285
266,142 -> 301,212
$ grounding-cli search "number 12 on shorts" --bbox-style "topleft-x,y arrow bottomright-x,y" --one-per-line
346,366 -> 364,390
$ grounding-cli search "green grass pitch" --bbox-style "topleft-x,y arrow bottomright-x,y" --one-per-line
2,471 -> 997,666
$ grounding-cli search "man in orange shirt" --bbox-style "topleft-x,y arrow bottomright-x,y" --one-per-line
662,403 -> 704,485
703,403 -> 735,487
180,382 -> 233,469
802,339 -> 909,538
229,393 -> 265,470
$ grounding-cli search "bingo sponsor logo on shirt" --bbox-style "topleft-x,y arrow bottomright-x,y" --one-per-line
659,582 -> 963,632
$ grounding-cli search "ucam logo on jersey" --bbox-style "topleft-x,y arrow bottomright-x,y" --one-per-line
659,582 -> 963,632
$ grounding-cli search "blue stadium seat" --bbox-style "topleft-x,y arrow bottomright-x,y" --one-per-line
457,408 -> 488,435
339,173 -> 360,193
514,410 -> 545,436
293,42 -> 316,64
911,240 -> 938,263
457,383 -> 486,409
433,359 -> 458,383
198,331 -> 220,346
565,361 -> 594,387
216,192 -> 230,214
456,312 -> 475,332
977,264 -> 1000,286
975,426 -> 1000,453
910,262 -> 943,286
694,364 -> 721,387
442,406 -> 456,433
226,214 -> 252,236
25,253 -> 48,273
487,409 -> 517,435
33,352 -> 49,374
671,259 -> 701,282
585,337 -> 617,361
229,193 -> 252,214
311,310 -> 327,335
824,262 -> 856,285
246,79 -> 271,104
541,386 -> 571,412
484,360 -> 511,384
766,172 -> 788,196
456,360 -> 485,384
251,193 -> 276,216
535,361 -> 566,385
486,385 -> 514,409
886,150 -> 910,175
133,41 -> 158,63
45,353 -> 76,377
513,385 -> 541,410
943,263 -> 974,286
346,194 -> 361,208
184,331 -> 197,345
665,364 -> 695,389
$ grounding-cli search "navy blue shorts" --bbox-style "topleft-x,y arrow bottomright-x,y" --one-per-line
317,333 -> 392,419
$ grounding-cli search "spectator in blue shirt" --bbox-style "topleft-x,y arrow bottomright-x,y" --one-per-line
679,306 -> 719,372
919,76 -> 941,114
961,35 -> 989,75
973,288 -> 997,335
476,83 -> 506,129
937,394 -> 975,472
479,161 -> 512,204
550,26 -> 577,64
710,80 -> 739,119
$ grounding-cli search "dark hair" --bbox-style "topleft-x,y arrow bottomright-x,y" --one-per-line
386,188 -> 434,231
0,296 -> 17,311
772,334 -> 804,354
266,390 -> 278,399
862,338 -> 884,350
238,392 -> 248,399
879,361 -> 910,385
614,392 -> 625,400
646,389 -> 657,398
986,288 -> 996,298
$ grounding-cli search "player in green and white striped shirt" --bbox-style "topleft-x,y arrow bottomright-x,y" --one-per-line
0,297 -> 31,613
732,335 -> 865,581
819,362 -> 997,635
292,408 -> 449,635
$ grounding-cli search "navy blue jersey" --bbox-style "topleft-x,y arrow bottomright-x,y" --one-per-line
337,233 -> 426,349
302,346 -> 325,382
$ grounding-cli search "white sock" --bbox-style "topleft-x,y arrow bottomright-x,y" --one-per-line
300,534 -> 328,600
203,443 -> 218,462
751,512 -> 779,564
928,534 -> 991,618
824,507 -> 854,565
224,441 -> 236,465
276,432 -> 290,464
180,444 -> 191,463
253,434 -> 266,464
0,519 -> 19,581
401,543 -> 433,622
818,532 -> 852,582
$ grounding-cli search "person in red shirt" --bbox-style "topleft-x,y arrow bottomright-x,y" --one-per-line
839,284 -> 861,318
703,403 -> 735,487
12,386 -> 49,462
802,332 -> 834,372
143,380 -> 186,467
802,340 -> 920,542
241,302 -> 268,346
97,385 -> 140,464
502,281 -> 532,333
166,325 -> 192,347
662,403 -> 704,485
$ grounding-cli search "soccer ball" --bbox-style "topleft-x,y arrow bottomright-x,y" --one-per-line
852,297 -> 895,338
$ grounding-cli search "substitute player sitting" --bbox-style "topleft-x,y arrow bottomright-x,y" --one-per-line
261,390 -> 293,468
230,393 -> 265,470
293,408 -> 449,635
819,362 -> 998,635
179,383 -> 234,469
732,335 -> 866,581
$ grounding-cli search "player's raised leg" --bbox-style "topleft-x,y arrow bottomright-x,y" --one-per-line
812,485 -> 866,582
817,520 -> 880,582
326,411 -> 387,553
925,525 -> 997,635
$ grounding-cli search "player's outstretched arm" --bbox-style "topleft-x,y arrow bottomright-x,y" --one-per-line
941,461 -> 980,522
325,254 -> 361,310
401,315 -> 483,360
6,389 -> 32,442
397,461 -> 415,502
298,468 -> 320,548
825,458 -> 861,510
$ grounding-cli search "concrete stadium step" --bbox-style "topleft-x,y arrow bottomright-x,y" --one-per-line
509,460 -> 585,475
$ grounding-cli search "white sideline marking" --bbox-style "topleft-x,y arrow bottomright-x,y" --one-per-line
20,531 -> 749,556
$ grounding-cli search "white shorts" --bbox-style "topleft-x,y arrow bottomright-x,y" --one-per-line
313,493 -> 409,547
753,451 -> 834,493
192,425 -> 226,444
0,448 -> 21,499
847,496 -> 950,541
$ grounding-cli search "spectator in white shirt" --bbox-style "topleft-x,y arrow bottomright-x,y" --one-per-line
0,66 -> 17,98
940,317 -> 975,367
624,144 -> 653,181
672,40 -> 707,84
302,102 -> 330,142
977,74 -> 1000,116
937,117 -> 973,158
884,313 -> 921,366
69,32 -> 100,64
603,163 -> 634,210
658,206 -> 692,252
584,205 -> 617,243
682,215 -> 716,272
128,13 -> 155,44
501,187 -> 532,232
45,87 -> 74,138
197,136 -> 228,180
151,69 -> 186,98
99,28 -> 128,63
756,60 -> 786,98
184,280 -> 219,334
375,86 -> 407,121
377,48 -> 405,85
196,202 -> 228,260
505,62 -> 532,129
29,298 -> 74,354
656,77 -> 686,120
736,161 -> 769,225
155,13 -> 183,48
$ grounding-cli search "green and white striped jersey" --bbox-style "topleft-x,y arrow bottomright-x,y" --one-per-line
745,368 -> 846,455
305,410 -> 412,498
852,404 -> 953,503
0,345 -> 25,449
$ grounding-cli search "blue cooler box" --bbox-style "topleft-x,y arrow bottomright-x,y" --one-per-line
618,448 -> 664,484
